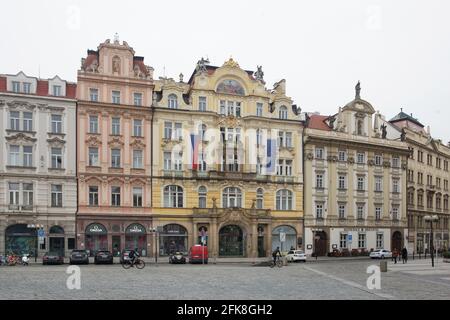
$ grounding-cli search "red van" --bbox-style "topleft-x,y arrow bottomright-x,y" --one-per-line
188,245 -> 208,264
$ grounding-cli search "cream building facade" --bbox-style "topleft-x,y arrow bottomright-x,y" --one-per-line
151,58 -> 304,258
0,72 -> 77,257
304,84 -> 410,256
389,111 -> 450,253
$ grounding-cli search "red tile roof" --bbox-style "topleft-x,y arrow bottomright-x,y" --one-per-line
0,76 -> 6,92
36,80 -> 49,96
307,114 -> 331,131
66,83 -> 77,99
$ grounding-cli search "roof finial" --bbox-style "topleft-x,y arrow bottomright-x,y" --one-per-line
355,81 -> 361,99
114,32 -> 119,44
400,107 -> 403,112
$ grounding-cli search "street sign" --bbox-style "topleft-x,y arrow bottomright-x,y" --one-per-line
38,229 -> 45,237
280,232 -> 286,242
38,237 -> 44,244
347,234 -> 352,242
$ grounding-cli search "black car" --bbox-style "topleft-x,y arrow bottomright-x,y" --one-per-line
169,252 -> 186,264
69,250 -> 89,265
94,250 -> 113,264
43,252 -> 64,265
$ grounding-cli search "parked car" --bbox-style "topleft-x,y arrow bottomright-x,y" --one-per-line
286,250 -> 307,262
169,251 -> 186,264
370,249 -> 392,259
188,245 -> 208,264
94,250 -> 113,264
120,250 -> 133,264
43,252 -> 64,265
69,250 -> 89,265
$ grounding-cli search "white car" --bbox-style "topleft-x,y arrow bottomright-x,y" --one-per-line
370,249 -> 392,259
286,250 -> 307,262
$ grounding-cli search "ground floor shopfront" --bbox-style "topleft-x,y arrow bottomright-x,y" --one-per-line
77,209 -> 303,259
304,225 -> 408,256
0,216 -> 75,257
408,230 -> 449,254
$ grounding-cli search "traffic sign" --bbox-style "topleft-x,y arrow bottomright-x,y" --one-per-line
38,229 -> 45,237
347,234 -> 352,242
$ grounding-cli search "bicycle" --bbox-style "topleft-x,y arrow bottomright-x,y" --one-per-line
121,257 -> 145,269
270,256 -> 283,268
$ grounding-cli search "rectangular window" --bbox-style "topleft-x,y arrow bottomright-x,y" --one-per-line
285,132 -> 292,148
444,160 -> 449,171
134,93 -> 143,106
357,176 -> 365,191
338,150 -> 347,162
51,114 -> 62,133
51,148 -> 62,168
22,183 -> 33,207
375,177 -> 383,192
52,85 -> 61,96
23,146 -> 33,167
133,119 -> 143,137
392,207 -> 399,220
111,117 -> 120,135
89,115 -> 98,133
133,187 -> 143,207
357,205 -> 364,220
278,131 -> 284,148
316,204 -> 323,219
23,112 -> 33,132
376,233 -> 384,249
358,233 -> 366,248
276,160 -> 283,176
9,183 -> 20,205
9,145 -> 20,166
174,123 -> 182,140
220,100 -> 226,115
111,186 -> 121,206
199,96 -> 207,111
112,91 -> 121,104
392,157 -> 400,168
88,147 -> 99,166
375,154 -> 382,166
132,150 -> 143,169
10,111 -> 20,130
164,152 -> 172,170
256,102 -> 263,117
357,152 -> 365,164
89,186 -> 99,206
111,149 -> 121,168
51,185 -> 63,207
285,160 -> 292,176
164,122 -> 172,139
89,88 -> 99,102
338,204 -> 346,219
338,175 -> 346,190
23,82 -> 31,94
12,81 -> 20,93
316,174 -> 323,189
315,148 -> 324,159
375,207 -> 382,220
174,152 -> 183,171
340,234 -> 347,248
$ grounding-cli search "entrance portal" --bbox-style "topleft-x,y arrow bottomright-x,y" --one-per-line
219,225 -> 244,257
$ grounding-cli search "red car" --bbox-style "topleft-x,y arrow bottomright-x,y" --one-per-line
43,252 -> 64,265
188,245 -> 208,264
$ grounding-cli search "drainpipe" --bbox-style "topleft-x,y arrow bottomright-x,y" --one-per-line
75,99 -> 78,252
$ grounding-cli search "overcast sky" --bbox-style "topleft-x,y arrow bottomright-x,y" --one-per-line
2,0 -> 449,141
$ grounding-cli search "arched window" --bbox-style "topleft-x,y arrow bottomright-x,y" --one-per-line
256,188 -> 264,209
222,187 -> 242,208
49,226 -> 64,234
198,186 -> 207,208
357,119 -> 364,135
164,185 -> 183,208
279,106 -> 288,120
276,189 -> 293,210
168,94 -> 178,109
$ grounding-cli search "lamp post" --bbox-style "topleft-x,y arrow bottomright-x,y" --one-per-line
424,215 -> 438,267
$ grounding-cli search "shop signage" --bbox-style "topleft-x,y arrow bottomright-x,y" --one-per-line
280,232 -> 286,242
126,224 -> 145,234
344,228 -> 379,232
87,224 -> 106,234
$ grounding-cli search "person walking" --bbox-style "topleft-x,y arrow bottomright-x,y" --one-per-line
401,247 -> 408,264
392,248 -> 398,264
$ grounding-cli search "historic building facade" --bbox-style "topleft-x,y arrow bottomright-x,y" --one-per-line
0,72 -> 77,257
151,58 -> 304,258
76,37 -> 155,256
389,111 -> 450,253
303,84 -> 409,256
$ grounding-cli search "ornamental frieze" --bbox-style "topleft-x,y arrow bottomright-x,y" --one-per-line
327,155 -> 338,162
47,137 -> 66,147
5,132 -> 37,143
382,160 -> 391,168
85,135 -> 102,147
216,115 -> 241,128
306,153 -> 314,160
367,159 -> 375,166
7,100 -> 36,110
108,136 -> 124,147
130,138 -> 146,149
347,157 -> 355,164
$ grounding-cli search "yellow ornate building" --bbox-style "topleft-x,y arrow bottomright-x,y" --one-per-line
151,58 -> 304,258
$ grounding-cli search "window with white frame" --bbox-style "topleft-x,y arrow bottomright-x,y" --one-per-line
23,112 -> 33,131
9,183 -> 20,205
23,146 -> 33,167
393,178 -> 400,193
279,105 -> 288,119
133,150 -> 143,169
392,157 -> 400,168
375,176 -> 383,192
376,233 -> 384,249
111,149 -> 121,168
340,233 -> 347,248
338,150 -> 347,162
51,184 -> 63,207
88,147 -> 99,166
357,176 -> 365,191
285,160 -> 293,176
316,203 -> 324,218
174,123 -> 182,140
51,114 -> 62,133
392,206 -> 399,220
357,204 -> 365,219
52,85 -> 61,96
338,204 -> 346,219
256,188 -> 264,209
133,119 -> 143,137
256,157 -> 262,175
133,93 -> 143,106
89,186 -> 99,206
51,148 -> 62,168
285,132 -> 293,148
375,154 -> 382,166
164,185 -> 183,208
223,187 -> 242,208
357,152 -> 365,164
315,148 -> 324,159
111,117 -> 120,135
89,115 -> 98,133
198,186 -> 207,208
112,91 -> 121,104
198,124 -> 207,141
133,187 -> 143,207
10,111 -> 20,130
316,174 -> 324,189
164,122 -> 172,139
198,150 -> 207,171
23,82 -> 31,94
276,189 -> 292,210
89,88 -> 99,102
199,96 -> 207,111
111,186 -> 121,206
174,151 -> 183,171
168,94 -> 178,109
358,233 -> 366,248
22,183 -> 33,206
12,81 -> 20,93
9,145 -> 20,166
375,206 -> 382,220
164,152 -> 172,170
256,102 -> 263,117
338,175 -> 346,190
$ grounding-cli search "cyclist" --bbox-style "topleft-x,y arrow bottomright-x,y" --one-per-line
272,247 -> 281,266
129,248 -> 140,266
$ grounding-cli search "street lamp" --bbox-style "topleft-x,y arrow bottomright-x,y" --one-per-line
424,215 -> 439,267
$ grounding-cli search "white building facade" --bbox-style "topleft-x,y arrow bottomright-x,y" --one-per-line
0,72 -> 77,257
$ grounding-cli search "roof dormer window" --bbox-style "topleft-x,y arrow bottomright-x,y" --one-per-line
52,85 -> 61,96
279,105 -> 288,120
12,81 -> 20,93
168,94 -> 178,109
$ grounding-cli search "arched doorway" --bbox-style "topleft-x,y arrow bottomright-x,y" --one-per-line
159,224 -> 188,255
272,226 -> 297,253
392,231 -> 402,252
314,231 -> 328,257
85,223 -> 108,256
49,225 -> 65,256
219,225 -> 244,257
5,224 -> 37,256
125,223 -> 147,256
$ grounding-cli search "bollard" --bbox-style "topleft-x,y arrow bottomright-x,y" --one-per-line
380,260 -> 388,272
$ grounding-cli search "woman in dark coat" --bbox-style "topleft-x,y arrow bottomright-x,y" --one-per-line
401,247 -> 408,264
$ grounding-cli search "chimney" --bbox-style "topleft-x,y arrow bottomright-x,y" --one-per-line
427,125 -> 430,135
